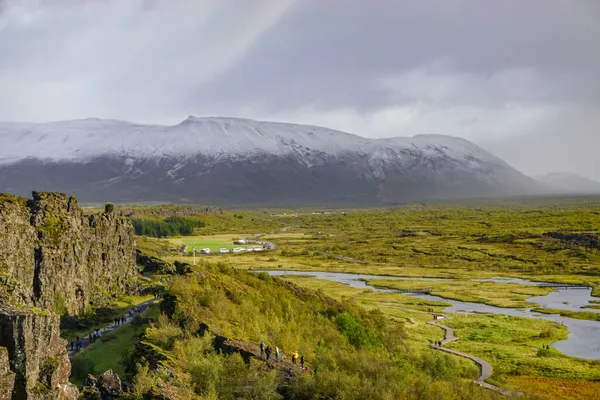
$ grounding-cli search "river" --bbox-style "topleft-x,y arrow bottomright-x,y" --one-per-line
254,270 -> 600,360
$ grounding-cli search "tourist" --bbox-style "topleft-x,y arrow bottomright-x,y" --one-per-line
300,355 -> 304,368
70,340 -> 74,351
260,341 -> 265,358
265,345 -> 272,361
292,351 -> 298,364
275,346 -> 280,362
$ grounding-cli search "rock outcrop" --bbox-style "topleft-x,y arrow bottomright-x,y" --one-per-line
0,191 -> 136,316
0,307 -> 79,399
0,191 -> 137,399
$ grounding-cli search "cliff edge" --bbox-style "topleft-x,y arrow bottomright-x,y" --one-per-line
0,192 -> 137,399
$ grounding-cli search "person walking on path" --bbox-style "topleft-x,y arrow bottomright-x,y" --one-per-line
265,345 -> 272,362
292,351 -> 299,364
275,346 -> 280,362
70,341 -> 74,351
300,355 -> 304,369
260,341 -> 265,359
77,339 -> 83,351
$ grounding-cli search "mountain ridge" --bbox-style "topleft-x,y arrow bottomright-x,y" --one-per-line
0,116 -> 544,205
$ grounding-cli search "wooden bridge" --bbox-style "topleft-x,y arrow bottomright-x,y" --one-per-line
537,283 -> 592,290
393,288 -> 432,294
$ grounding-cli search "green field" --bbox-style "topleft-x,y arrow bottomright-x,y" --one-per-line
167,234 -> 252,253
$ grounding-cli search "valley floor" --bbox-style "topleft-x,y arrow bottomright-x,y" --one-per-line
89,198 -> 600,399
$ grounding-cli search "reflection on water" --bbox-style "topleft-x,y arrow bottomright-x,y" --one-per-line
254,270 -> 600,360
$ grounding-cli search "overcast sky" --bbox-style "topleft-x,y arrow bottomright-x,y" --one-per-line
1,0 -> 599,178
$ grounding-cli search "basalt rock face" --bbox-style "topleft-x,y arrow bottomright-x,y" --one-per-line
0,308 -> 78,400
0,191 -> 137,399
0,191 -> 136,315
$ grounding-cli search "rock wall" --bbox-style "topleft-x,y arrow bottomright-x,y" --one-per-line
0,308 -> 78,400
0,191 -> 137,399
0,191 -> 136,316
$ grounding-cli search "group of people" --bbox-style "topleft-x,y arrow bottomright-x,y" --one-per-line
259,341 -> 310,374
88,328 -> 101,344
69,337 -> 84,352
433,340 -> 443,347
68,304 -> 149,354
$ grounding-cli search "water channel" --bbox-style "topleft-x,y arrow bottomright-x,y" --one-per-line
255,270 -> 600,360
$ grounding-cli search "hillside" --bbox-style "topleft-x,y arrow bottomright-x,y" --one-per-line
536,172 -> 600,195
119,263 -> 500,399
0,117 -> 544,205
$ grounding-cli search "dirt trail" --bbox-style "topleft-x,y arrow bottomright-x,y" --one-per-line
67,298 -> 158,357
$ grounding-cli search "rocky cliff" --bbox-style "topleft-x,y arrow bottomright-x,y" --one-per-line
0,191 -> 136,315
0,191 -> 137,399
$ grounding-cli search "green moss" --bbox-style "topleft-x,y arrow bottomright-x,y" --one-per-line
38,216 -> 67,245
41,356 -> 60,377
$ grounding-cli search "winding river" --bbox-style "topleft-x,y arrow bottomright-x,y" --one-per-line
255,270 -> 600,360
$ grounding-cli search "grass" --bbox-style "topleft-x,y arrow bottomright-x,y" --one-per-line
443,313 -> 600,381
127,199 -> 600,398
368,278 -> 555,308
530,308 -> 600,321
69,303 -> 160,388
505,376 -> 600,400
167,234 -> 252,253
61,294 -> 155,342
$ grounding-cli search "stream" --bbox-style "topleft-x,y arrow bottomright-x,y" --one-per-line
255,270 -> 600,360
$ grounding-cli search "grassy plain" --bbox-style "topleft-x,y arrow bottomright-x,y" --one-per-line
368,278 -> 554,308
129,197 -> 600,399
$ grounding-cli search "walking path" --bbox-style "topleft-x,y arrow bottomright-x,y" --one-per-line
67,298 -> 158,357
427,317 -> 522,397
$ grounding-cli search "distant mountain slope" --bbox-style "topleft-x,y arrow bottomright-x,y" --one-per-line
0,116 -> 544,205
536,172 -> 600,195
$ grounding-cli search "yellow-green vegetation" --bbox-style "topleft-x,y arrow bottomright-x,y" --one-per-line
125,198 -> 600,399
368,278 -> 555,308
127,265 -> 501,400
530,308 -> 600,321
442,313 -> 600,382
61,294 -> 154,342
70,304 -> 160,387
167,234 -> 253,253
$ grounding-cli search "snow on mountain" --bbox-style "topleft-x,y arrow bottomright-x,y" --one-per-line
0,116 -> 503,168
0,116 -> 542,205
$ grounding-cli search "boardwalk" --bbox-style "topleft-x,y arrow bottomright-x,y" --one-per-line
67,298 -> 158,357
427,318 -> 522,397
537,283 -> 591,289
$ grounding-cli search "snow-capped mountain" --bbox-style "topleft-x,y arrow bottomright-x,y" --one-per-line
0,116 -> 543,205
535,172 -> 600,195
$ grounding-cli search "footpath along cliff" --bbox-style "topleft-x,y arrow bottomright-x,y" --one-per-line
0,192 -> 137,399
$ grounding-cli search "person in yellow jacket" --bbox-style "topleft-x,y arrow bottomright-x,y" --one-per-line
292,351 -> 299,364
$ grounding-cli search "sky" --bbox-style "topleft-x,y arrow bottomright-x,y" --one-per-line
1,0 -> 599,179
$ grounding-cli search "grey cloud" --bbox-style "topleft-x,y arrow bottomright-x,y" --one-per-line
0,0 -> 599,179
193,0 -> 600,113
